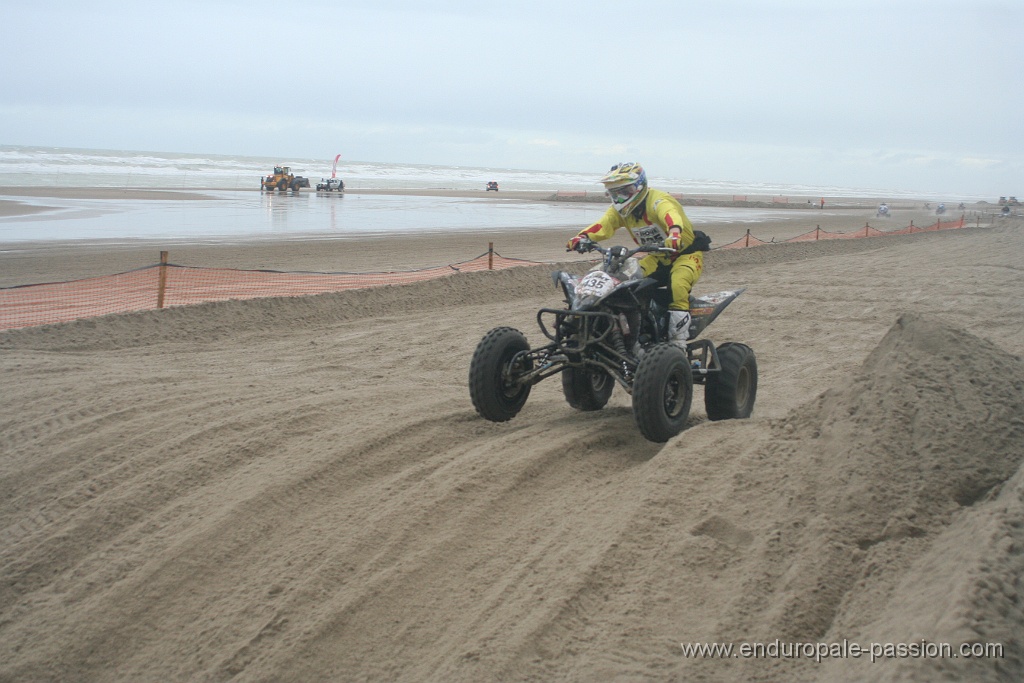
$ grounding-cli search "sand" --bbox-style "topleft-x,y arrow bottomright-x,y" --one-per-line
1,188 -> 1022,681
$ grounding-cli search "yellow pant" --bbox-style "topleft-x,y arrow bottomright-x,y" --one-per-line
639,252 -> 703,311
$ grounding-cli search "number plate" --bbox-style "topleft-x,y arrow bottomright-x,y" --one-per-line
576,271 -> 618,298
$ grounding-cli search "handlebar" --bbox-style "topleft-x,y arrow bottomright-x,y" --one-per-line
569,237 -> 677,258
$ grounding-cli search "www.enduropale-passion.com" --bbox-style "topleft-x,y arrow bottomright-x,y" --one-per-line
680,639 -> 1004,664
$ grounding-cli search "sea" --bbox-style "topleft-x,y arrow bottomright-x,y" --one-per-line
0,145 -> 980,243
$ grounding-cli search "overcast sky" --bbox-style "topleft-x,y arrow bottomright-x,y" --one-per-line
3,0 -> 1021,196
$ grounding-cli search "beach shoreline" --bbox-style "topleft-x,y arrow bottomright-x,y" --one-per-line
0,184 -> 991,288
1,184 -> 985,210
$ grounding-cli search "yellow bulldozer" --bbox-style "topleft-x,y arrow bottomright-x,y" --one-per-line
261,166 -> 310,192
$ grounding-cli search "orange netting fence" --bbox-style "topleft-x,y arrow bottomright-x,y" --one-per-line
0,249 -> 539,331
0,215 -> 969,331
717,215 -> 966,248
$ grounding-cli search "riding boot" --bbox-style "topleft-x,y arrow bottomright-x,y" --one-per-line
668,310 -> 691,349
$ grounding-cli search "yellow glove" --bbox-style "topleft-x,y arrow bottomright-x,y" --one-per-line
665,228 -> 683,251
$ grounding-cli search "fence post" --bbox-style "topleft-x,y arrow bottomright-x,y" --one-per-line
744,229 -> 751,248
488,242 -> 494,270
157,251 -> 168,309
864,223 -> 870,237
815,225 -> 820,240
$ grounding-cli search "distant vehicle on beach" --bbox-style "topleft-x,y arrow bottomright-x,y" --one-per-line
317,177 -> 344,192
486,181 -> 499,191
317,154 -> 345,193
876,203 -> 890,218
261,166 -> 310,192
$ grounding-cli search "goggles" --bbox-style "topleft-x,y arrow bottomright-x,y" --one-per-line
606,183 -> 638,204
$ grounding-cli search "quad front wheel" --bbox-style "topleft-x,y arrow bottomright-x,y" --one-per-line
705,342 -> 757,421
632,343 -> 693,442
469,327 -> 533,422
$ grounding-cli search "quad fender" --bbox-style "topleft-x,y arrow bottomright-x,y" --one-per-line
552,270 -> 578,303
574,275 -> 660,311
633,277 -> 661,295
687,288 -> 746,340
600,277 -> 662,308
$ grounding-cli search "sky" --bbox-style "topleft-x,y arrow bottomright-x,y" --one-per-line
2,0 -> 1021,196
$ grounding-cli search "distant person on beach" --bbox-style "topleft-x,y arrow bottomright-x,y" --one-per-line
820,197 -> 825,209
565,162 -> 707,347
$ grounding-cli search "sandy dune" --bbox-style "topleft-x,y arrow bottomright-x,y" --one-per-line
1,219 -> 1022,681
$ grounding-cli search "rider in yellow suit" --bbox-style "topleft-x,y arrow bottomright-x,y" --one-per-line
567,162 -> 702,347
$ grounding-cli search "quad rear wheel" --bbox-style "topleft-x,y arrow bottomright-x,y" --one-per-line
705,342 -> 757,421
561,367 -> 614,411
469,327 -> 532,422
632,344 -> 693,442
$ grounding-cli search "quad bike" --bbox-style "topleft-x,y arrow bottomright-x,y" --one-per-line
468,238 -> 757,442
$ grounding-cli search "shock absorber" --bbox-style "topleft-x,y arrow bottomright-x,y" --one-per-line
608,319 -> 634,379
609,323 -> 628,357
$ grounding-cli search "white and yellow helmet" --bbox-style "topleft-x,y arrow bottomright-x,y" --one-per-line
601,162 -> 648,217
